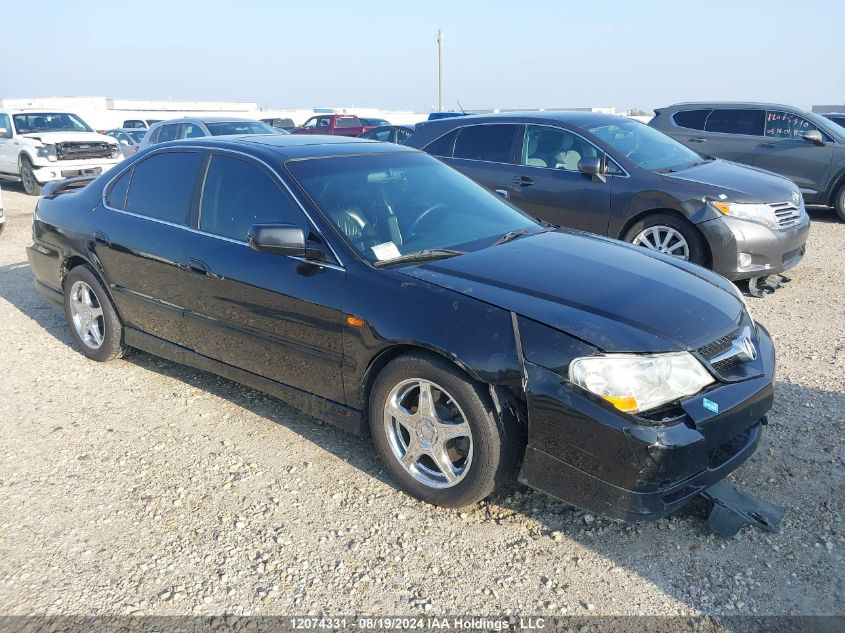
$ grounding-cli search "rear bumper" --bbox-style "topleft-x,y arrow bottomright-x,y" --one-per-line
518,324 -> 775,522
698,214 -> 810,281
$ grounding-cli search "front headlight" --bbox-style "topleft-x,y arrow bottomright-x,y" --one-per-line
110,144 -> 121,158
36,145 -> 57,161
710,201 -> 778,230
569,352 -> 714,414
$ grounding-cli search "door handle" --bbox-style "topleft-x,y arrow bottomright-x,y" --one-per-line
513,176 -> 534,187
183,258 -> 210,276
93,231 -> 111,247
494,188 -> 509,199
758,142 -> 776,148
687,137 -> 707,143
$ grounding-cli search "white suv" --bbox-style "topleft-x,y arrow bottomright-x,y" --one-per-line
0,111 -> 121,195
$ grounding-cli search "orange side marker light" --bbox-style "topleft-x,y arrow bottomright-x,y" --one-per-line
346,316 -> 365,328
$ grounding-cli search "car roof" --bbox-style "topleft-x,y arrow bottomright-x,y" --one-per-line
159,134 -> 419,160
152,116 -> 264,125
661,102 -> 804,111
420,110 -> 630,129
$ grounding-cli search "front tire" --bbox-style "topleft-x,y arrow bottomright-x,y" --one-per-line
20,156 -> 42,196
369,353 -> 519,508
834,183 -> 845,222
623,212 -> 707,266
63,265 -> 126,362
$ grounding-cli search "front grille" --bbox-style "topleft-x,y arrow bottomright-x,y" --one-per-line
55,141 -> 115,161
782,246 -> 804,263
769,201 -> 802,229
711,356 -> 741,372
697,330 -> 738,360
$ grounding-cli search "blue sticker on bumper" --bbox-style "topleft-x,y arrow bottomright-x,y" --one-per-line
703,398 -> 719,414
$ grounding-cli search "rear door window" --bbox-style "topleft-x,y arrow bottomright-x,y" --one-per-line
704,109 -> 765,136
106,169 -> 131,210
179,122 -> 206,139
157,124 -> 179,143
125,151 -> 204,224
424,128 -> 460,157
199,154 -> 303,241
453,125 -> 518,163
335,117 -> 362,128
672,109 -> 711,130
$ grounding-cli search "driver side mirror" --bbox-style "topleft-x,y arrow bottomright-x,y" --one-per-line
577,156 -> 606,183
0,127 -> 11,139
248,224 -> 326,261
802,129 -> 825,146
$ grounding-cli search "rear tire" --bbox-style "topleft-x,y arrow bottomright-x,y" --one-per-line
834,184 -> 845,222
63,265 -> 126,362
369,353 -> 519,508
623,212 -> 708,266
20,156 -> 42,196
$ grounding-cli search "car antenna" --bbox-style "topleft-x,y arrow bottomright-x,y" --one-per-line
456,100 -> 466,114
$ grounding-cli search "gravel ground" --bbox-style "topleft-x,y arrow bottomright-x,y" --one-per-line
0,183 -> 842,618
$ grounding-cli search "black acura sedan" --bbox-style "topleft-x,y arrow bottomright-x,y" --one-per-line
27,135 -> 775,522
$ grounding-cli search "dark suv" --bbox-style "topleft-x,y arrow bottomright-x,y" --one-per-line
650,102 -> 845,222
406,112 -> 810,283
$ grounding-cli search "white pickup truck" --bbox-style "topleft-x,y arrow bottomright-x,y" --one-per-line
0,111 -> 121,195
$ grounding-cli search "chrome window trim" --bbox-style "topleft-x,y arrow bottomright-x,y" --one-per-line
521,123 -> 630,178
101,145 -> 346,268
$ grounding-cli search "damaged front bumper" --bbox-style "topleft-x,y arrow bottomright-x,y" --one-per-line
517,324 -> 775,523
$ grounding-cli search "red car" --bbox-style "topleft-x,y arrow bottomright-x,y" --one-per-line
291,114 -> 373,137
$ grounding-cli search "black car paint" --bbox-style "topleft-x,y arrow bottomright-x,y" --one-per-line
406,111 -> 800,250
27,135 -> 775,522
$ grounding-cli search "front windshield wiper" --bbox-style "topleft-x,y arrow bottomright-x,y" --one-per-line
492,227 -> 532,246
373,248 -> 465,268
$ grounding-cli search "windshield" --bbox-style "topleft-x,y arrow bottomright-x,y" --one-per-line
586,119 -> 703,172
286,152 -> 538,264
127,130 -> 146,142
205,121 -> 276,136
13,112 -> 93,134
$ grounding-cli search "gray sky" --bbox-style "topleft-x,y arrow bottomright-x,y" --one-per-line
1,0 -> 842,113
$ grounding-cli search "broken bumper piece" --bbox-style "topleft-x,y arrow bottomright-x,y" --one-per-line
703,480 -> 785,537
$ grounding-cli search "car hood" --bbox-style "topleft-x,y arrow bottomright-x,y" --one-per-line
662,158 -> 797,204
401,230 -> 743,353
20,132 -> 116,145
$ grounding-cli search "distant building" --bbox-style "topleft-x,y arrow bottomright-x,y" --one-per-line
812,105 -> 845,113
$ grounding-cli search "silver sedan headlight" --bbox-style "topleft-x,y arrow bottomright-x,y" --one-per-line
569,352 -> 714,414
710,201 -> 778,230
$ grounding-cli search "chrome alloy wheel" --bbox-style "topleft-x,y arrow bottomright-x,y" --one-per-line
69,280 -> 105,349
632,225 -> 690,260
383,379 -> 473,489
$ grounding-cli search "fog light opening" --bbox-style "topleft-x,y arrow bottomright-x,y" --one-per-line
738,253 -> 753,268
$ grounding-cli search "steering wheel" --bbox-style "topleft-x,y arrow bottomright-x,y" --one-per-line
409,203 -> 449,236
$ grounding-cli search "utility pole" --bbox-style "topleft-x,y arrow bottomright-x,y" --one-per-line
436,29 -> 444,112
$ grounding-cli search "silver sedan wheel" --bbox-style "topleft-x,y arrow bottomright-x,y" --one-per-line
69,280 -> 105,349
383,379 -> 473,489
632,225 -> 690,260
